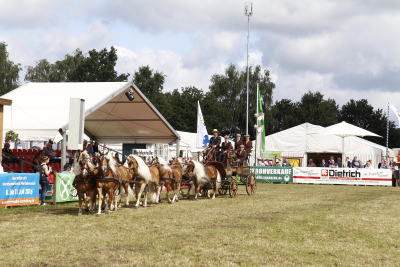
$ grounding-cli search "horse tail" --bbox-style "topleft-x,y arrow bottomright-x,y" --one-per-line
216,169 -> 221,184
128,185 -> 135,201
148,182 -> 158,203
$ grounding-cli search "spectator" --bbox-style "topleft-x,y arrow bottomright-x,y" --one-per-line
378,159 -> 384,169
337,158 -> 343,168
32,151 -> 43,166
0,154 -> 4,173
380,159 -> 389,169
358,160 -> 364,168
44,142 -> 60,163
282,158 -> 291,167
319,159 -> 328,167
308,159 -> 316,167
93,141 -> 99,153
62,164 -> 74,174
258,158 -> 265,166
266,159 -> 272,166
345,157 -> 351,168
329,160 -> 339,168
351,157 -> 360,169
2,143 -> 15,163
365,162 -> 373,169
40,156 -> 52,206
87,143 -> 94,155
115,152 -> 122,164
274,155 -> 280,165
82,140 -> 87,151
329,156 -> 334,164
276,162 -> 281,167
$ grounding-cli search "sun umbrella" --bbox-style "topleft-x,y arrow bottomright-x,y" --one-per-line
312,121 -> 382,163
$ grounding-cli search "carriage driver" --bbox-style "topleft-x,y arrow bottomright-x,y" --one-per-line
219,135 -> 232,164
234,133 -> 244,152
207,129 -> 221,161
236,144 -> 247,167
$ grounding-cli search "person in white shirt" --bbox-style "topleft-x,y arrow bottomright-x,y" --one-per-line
258,158 -> 265,166
365,162 -> 373,169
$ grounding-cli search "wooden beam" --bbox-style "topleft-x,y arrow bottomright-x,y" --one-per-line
0,98 -> 12,106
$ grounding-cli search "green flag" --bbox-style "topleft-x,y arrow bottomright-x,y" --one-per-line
258,88 -> 265,152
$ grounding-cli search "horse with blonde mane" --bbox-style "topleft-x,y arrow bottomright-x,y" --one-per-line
187,160 -> 221,200
95,151 -> 132,216
156,157 -> 183,204
73,151 -> 97,215
124,155 -> 161,208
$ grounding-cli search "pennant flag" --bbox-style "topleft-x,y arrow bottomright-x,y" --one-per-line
389,103 -> 400,126
53,131 -> 63,144
197,101 -> 209,148
258,88 -> 265,152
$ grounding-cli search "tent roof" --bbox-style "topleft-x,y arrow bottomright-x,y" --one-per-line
2,82 -> 180,144
265,122 -> 390,154
312,121 -> 382,138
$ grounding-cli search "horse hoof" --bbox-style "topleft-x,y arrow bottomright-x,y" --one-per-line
134,206 -> 139,209
78,213 -> 82,216
107,211 -> 112,215
89,211 -> 93,214
169,202 -> 174,204
96,214 -> 101,217
141,194 -> 144,198
193,199 -> 198,201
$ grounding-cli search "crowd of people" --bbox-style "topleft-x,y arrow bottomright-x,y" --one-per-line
306,156 -> 399,170
257,156 -> 291,167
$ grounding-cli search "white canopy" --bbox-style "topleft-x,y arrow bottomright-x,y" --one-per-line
265,123 -> 391,167
2,82 -> 180,144
314,121 -> 382,138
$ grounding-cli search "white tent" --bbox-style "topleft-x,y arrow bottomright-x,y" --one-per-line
265,123 -> 392,167
2,82 -> 181,165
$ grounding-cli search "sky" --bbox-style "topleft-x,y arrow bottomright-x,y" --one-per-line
2,0 -> 400,124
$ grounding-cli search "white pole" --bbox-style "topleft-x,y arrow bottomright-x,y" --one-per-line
387,103 -> 389,160
245,2 -> 252,135
342,136 -> 345,167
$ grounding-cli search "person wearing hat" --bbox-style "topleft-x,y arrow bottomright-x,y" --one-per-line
207,129 -> 221,161
236,144 -> 247,167
234,134 -> 244,152
219,135 -> 232,164
244,134 -> 253,153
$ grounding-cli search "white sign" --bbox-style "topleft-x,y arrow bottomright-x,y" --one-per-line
293,167 -> 392,186
132,149 -> 154,156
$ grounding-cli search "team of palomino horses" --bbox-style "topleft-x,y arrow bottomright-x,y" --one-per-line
73,151 -> 221,216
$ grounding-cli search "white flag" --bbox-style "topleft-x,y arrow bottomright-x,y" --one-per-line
389,103 -> 400,125
53,131 -> 63,144
197,101 -> 209,148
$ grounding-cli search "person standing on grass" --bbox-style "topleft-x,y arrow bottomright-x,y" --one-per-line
40,156 -> 52,206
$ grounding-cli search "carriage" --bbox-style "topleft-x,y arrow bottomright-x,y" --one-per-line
183,148 -> 257,198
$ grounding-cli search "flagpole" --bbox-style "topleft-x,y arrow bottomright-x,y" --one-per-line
255,83 -> 259,166
387,102 -> 389,160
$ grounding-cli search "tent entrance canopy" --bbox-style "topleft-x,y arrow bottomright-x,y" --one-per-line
3,82 -> 180,145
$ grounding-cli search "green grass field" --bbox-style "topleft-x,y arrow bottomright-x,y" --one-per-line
1,183 -> 400,266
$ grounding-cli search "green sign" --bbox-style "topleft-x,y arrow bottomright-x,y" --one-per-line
261,151 -> 282,159
250,166 -> 293,183
55,173 -> 78,202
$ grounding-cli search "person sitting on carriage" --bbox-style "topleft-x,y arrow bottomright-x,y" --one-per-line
234,133 -> 244,152
244,134 -> 253,160
206,129 -> 221,161
236,144 -> 247,167
219,135 -> 232,164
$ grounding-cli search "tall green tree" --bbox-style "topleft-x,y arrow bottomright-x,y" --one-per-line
0,42 -> 22,96
132,65 -> 166,104
338,99 -> 400,148
25,47 -> 128,83
68,46 -> 129,82
209,64 -> 275,138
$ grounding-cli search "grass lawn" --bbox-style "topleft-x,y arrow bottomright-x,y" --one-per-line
1,183 -> 400,266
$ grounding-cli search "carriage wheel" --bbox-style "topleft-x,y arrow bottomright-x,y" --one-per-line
229,180 -> 238,198
246,173 -> 257,196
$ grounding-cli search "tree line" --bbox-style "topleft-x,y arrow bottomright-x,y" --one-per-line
1,42 -> 399,148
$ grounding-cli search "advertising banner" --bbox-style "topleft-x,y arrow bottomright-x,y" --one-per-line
250,166 -> 293,183
0,173 -> 39,207
55,173 -> 78,203
293,167 -> 392,186
261,151 -> 281,159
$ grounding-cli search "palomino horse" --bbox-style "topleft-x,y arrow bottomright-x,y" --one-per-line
156,157 -> 183,204
187,160 -> 221,200
124,155 -> 161,208
95,151 -> 132,217
73,151 -> 96,215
